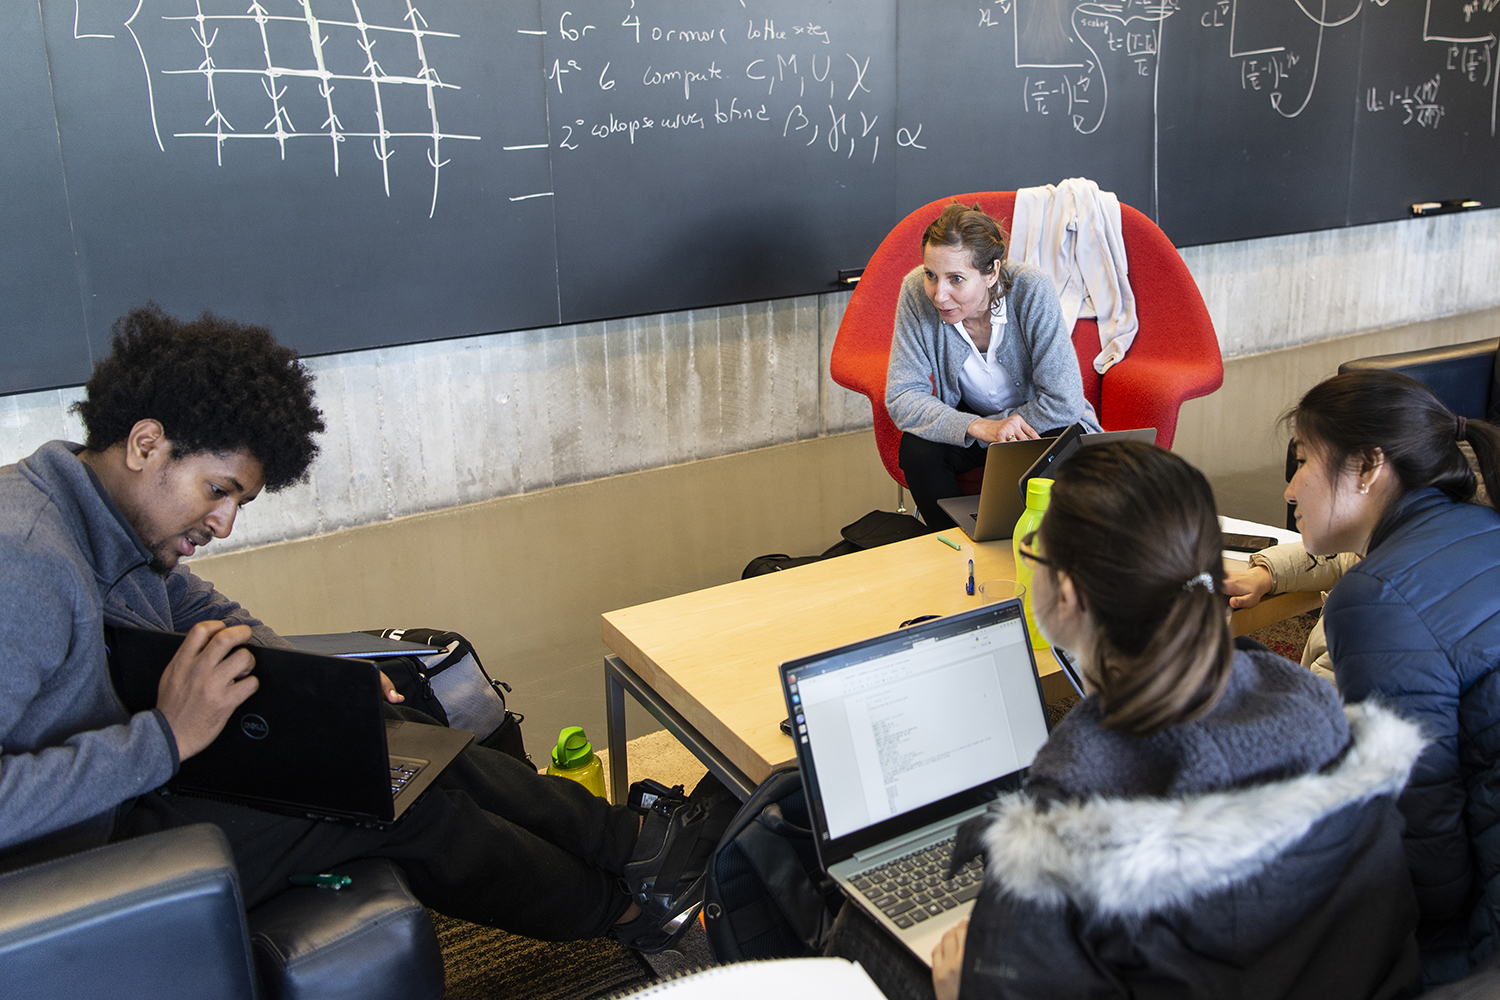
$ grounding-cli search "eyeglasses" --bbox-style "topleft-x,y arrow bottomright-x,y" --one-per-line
1016,530 -> 1055,571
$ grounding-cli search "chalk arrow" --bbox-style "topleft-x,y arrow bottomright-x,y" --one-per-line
406,8 -> 428,29
247,2 -> 268,20
373,141 -> 395,162
427,150 -> 450,168
205,109 -> 235,131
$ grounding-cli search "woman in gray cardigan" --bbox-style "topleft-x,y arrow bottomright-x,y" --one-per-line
886,203 -> 1099,530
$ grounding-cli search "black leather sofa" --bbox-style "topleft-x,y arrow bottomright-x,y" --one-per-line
0,823 -> 444,1000
1338,337 -> 1499,419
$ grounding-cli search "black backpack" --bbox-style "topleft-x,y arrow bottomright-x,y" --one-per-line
367,628 -> 532,768
742,510 -> 928,578
702,766 -> 843,961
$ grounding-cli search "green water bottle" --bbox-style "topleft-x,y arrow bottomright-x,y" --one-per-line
547,726 -> 606,798
1012,477 -> 1053,651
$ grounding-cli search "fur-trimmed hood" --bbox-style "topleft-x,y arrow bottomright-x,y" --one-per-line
980,701 -> 1425,917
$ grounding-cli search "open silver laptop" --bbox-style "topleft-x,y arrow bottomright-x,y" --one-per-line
936,437 -> 1056,542
780,602 -> 1050,965
937,427 -> 1159,541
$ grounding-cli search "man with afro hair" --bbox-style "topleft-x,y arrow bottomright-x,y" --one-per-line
0,306 -> 696,950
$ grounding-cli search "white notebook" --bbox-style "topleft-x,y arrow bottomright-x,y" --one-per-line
615,958 -> 888,999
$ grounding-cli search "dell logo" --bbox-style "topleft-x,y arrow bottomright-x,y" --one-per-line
240,714 -> 269,740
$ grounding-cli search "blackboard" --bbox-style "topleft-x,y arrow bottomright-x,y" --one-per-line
4,0 -> 1496,394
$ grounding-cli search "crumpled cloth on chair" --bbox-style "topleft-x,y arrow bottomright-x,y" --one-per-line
1009,177 -> 1138,374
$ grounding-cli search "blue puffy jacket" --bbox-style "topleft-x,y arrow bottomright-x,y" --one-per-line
1326,488 -> 1500,982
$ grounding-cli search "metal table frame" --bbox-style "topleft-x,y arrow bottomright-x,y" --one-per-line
604,655 -> 757,805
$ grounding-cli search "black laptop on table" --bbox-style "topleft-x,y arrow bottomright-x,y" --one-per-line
107,626 -> 472,828
780,602 -> 1052,965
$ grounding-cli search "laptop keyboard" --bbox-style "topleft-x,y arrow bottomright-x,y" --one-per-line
850,837 -> 985,929
389,755 -> 428,796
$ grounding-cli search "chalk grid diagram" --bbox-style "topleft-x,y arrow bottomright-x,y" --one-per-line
83,0 -> 479,216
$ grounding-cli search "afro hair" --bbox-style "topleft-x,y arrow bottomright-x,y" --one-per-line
73,304 -> 325,491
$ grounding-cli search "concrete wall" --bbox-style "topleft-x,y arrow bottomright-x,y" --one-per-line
3,209 -> 1497,558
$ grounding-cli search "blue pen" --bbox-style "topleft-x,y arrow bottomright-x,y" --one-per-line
966,559 -> 975,596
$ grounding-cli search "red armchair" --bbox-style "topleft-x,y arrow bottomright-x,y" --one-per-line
830,192 -> 1223,489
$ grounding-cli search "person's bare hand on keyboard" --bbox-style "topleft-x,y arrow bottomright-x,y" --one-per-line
931,918 -> 968,1000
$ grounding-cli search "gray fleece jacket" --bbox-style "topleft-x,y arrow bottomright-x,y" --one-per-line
0,441 -> 280,861
884,264 -> 1101,446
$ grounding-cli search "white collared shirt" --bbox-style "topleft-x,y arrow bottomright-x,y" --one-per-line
953,301 -> 1023,415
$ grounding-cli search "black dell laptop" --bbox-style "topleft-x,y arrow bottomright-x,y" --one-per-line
108,626 -> 473,828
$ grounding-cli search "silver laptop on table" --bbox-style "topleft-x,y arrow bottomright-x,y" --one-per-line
779,602 -> 1051,965
937,427 -> 1158,542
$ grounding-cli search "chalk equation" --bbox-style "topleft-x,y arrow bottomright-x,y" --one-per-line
1197,0 -> 1496,135
503,2 -> 919,169
72,0 -> 482,217
1003,0 -> 1178,135
1367,74 -> 1446,127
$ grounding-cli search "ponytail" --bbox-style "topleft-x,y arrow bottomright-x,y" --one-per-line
1038,441 -> 1234,738
1463,419 -> 1500,507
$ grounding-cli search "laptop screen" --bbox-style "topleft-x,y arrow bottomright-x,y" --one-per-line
782,602 -> 1050,858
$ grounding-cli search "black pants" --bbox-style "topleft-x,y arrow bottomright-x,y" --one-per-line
898,433 -> 989,532
112,706 -> 639,941
824,904 -> 936,1000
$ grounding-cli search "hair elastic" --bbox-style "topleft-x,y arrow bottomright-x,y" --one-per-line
1183,572 -> 1215,593
1458,415 -> 1468,442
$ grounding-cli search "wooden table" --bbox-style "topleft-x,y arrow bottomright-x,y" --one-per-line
601,532 -> 1320,802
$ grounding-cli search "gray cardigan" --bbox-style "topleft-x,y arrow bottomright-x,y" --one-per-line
0,441 -> 280,861
884,264 -> 1100,446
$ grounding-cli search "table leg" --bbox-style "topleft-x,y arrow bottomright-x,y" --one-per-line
606,660 -> 629,805
603,655 -> 758,802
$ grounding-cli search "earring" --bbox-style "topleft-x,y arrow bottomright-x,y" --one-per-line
1358,483 -> 1369,495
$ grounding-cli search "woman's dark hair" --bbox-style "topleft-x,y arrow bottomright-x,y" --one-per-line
73,304 -> 325,491
1037,441 -> 1234,737
1289,370 -> 1500,515
921,202 -> 1015,308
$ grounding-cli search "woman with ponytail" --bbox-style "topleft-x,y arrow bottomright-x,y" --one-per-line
1287,370 -> 1500,985
831,441 -> 1425,1000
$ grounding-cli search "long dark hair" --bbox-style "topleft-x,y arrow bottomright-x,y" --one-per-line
921,202 -> 1015,309
1290,370 -> 1500,519
1038,441 -> 1234,737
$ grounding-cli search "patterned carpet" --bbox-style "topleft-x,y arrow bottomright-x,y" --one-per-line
432,913 -> 654,1000
1246,609 -> 1321,663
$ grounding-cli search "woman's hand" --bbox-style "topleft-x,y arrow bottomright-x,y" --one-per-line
1223,564 -> 1275,609
931,919 -> 968,1000
968,414 -> 1038,444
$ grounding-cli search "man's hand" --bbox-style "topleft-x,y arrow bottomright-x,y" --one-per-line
931,918 -> 969,1000
1223,564 -> 1275,610
379,671 -> 404,704
155,621 -> 259,760
967,414 -> 1038,444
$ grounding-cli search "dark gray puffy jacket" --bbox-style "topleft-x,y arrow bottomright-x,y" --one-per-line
960,655 -> 1424,1000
